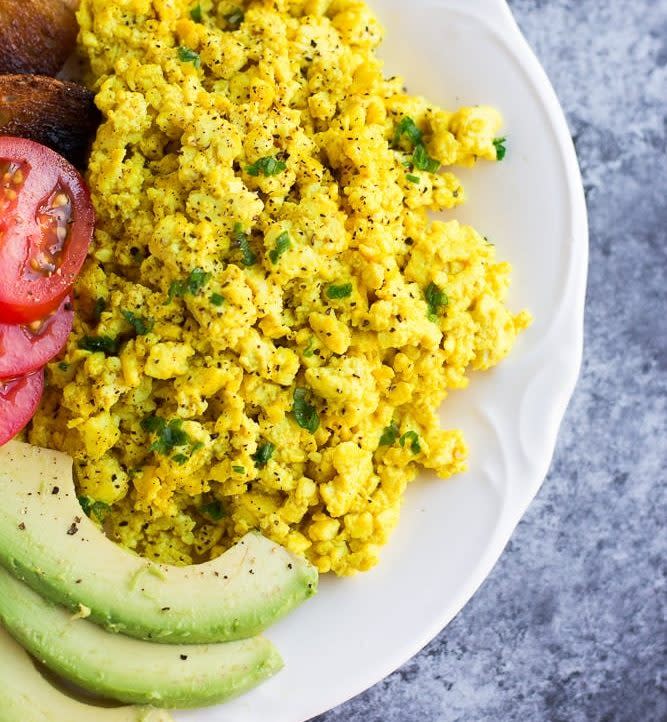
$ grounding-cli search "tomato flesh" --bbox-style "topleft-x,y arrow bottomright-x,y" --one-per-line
0,296 -> 73,379
0,137 -> 94,324
0,370 -> 44,446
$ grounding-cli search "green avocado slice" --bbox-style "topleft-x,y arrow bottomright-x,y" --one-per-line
0,623 -> 173,722
0,565 -> 283,708
0,441 -> 317,643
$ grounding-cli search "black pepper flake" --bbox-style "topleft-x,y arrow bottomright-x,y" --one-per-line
18,522 -> 25,531
180,654 -> 188,660
67,523 -> 79,535
52,486 -> 60,495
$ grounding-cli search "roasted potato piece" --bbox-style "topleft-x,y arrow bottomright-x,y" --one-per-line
0,75 -> 100,167
0,0 -> 78,77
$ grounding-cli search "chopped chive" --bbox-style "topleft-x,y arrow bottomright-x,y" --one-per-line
93,297 -> 107,321
201,500 -> 225,521
293,387 -> 319,434
379,420 -> 399,446
412,143 -> 440,172
190,4 -> 203,22
269,231 -> 291,264
177,46 -> 201,68
142,416 -> 191,456
78,335 -> 119,356
246,155 -> 286,177
393,116 -> 423,147
121,309 -> 153,336
399,430 -> 421,454
424,281 -> 448,321
168,268 -> 211,301
252,441 -> 275,468
326,282 -> 352,299
232,223 -> 256,266
303,336 -> 316,358
394,116 -> 440,173
493,136 -> 507,161
78,496 -> 110,523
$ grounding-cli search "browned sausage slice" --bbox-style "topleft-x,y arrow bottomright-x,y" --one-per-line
0,0 -> 78,77
0,75 -> 100,168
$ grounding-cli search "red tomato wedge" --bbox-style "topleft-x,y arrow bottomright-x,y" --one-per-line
0,370 -> 44,446
0,296 -> 74,379
0,137 -> 94,324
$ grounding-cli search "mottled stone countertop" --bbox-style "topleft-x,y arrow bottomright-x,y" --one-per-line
314,1 -> 667,720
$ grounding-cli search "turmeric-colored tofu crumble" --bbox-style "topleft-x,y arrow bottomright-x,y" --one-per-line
30,0 -> 530,575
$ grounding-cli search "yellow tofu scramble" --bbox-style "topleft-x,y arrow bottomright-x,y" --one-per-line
30,0 -> 530,575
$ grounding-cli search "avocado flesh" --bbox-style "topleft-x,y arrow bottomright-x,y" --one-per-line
0,566 -> 283,708
0,441 -> 318,643
0,624 -> 173,722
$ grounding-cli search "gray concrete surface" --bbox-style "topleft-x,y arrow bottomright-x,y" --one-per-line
313,1 -> 667,720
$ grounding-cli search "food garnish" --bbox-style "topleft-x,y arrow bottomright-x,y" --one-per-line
252,441 -> 276,467
325,283 -> 353,300
167,268 -> 211,301
245,155 -> 287,177
269,231 -> 291,264
399,431 -> 421,455
493,136 -> 507,160
231,222 -> 257,266
292,387 -> 320,434
177,46 -> 201,68
424,282 -> 449,321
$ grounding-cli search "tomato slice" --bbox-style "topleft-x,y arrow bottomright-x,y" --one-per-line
0,295 -> 74,379
0,137 -> 94,324
0,370 -> 44,447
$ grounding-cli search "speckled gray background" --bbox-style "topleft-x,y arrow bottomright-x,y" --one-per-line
313,1 -> 667,720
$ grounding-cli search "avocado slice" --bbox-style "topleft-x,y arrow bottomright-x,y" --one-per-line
0,441 -> 317,643
0,565 -> 283,708
0,624 -> 172,722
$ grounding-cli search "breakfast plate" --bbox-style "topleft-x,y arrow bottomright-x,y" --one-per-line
0,0 -> 587,719
171,0 -> 587,720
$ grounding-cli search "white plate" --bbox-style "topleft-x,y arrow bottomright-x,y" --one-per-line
175,0 -> 588,720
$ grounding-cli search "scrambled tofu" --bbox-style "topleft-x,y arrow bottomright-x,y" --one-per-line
30,0 -> 530,575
